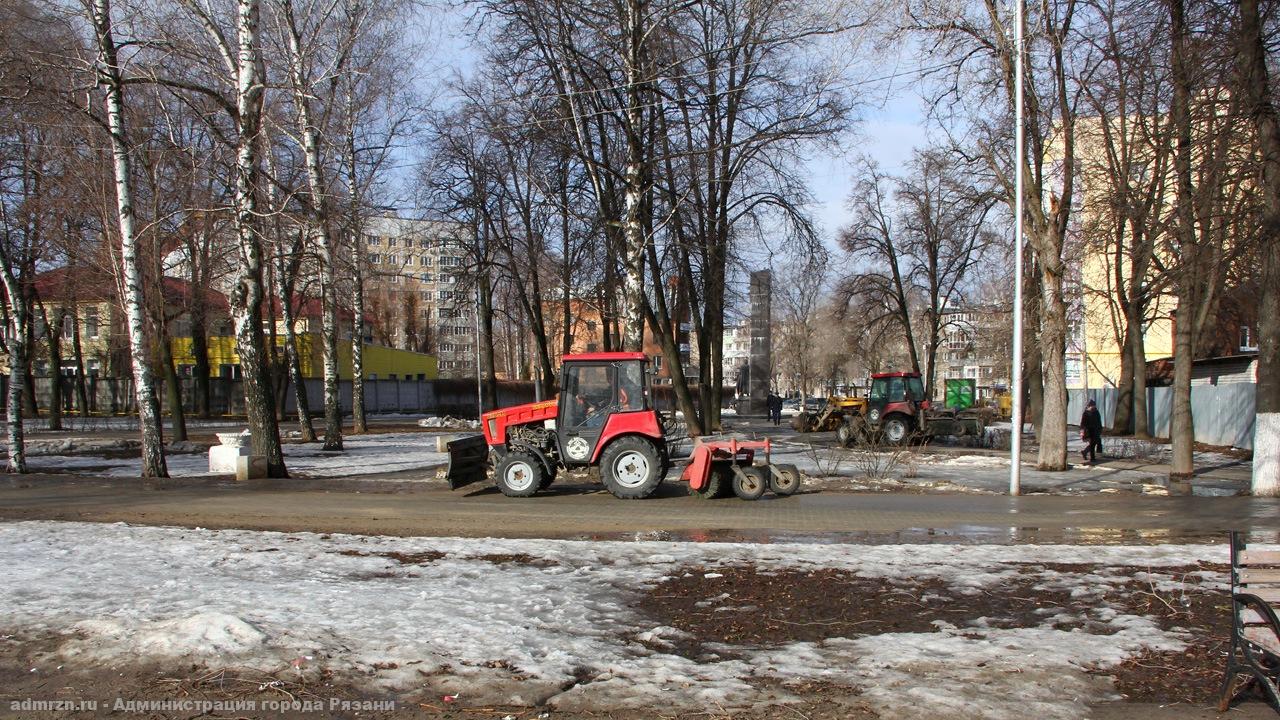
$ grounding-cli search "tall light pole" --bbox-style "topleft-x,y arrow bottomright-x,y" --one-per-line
1010,0 -> 1026,496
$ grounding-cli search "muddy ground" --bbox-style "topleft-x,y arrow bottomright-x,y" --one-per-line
1,560 -> 1274,720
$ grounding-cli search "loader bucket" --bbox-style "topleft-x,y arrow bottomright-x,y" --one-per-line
445,434 -> 491,490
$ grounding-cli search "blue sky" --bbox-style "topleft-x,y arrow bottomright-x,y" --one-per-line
424,5 -> 930,248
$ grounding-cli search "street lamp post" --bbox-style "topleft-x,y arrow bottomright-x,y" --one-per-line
1010,0 -> 1026,496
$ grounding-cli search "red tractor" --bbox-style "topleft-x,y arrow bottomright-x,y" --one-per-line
447,352 -> 669,499
835,371 -> 985,447
445,351 -> 802,500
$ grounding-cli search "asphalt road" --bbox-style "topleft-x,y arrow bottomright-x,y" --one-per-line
1,472 -> 1277,543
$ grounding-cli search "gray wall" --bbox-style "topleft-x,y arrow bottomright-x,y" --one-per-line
1067,383 -> 1257,449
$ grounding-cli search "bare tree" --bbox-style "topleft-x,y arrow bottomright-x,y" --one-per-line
1235,0 -> 1278,496
88,0 -> 168,476
908,0 -> 1082,470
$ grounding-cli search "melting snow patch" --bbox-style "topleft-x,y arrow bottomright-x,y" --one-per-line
66,612 -> 267,659
0,521 -> 1253,716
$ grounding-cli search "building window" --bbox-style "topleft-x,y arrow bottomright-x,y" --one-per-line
367,253 -> 380,264
420,272 -> 433,282
418,239 -> 430,249
439,274 -> 454,284
366,235 -> 381,245
420,255 -> 432,266
84,307 -> 100,339
1241,325 -> 1258,352
86,358 -> 100,376
61,315 -> 74,340
388,237 -> 398,247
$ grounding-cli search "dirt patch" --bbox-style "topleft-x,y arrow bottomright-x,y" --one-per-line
336,549 -> 447,564
474,553 -> 554,566
638,565 -> 1088,657
1091,573 -> 1234,706
639,562 -> 1236,708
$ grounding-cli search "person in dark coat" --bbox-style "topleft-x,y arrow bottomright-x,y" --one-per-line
767,392 -> 782,426
1080,399 -> 1104,464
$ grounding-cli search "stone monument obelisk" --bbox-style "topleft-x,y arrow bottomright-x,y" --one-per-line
748,270 -> 772,415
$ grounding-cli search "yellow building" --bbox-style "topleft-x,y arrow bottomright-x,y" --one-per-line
168,334 -> 438,381
1067,116 -> 1176,390
33,268 -> 437,382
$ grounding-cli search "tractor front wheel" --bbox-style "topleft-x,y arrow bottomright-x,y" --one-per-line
496,452 -> 544,497
601,436 -> 664,499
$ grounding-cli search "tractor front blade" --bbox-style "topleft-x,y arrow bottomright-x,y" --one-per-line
445,434 -> 490,490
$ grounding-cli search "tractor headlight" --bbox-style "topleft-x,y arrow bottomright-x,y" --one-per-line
868,409 -> 880,424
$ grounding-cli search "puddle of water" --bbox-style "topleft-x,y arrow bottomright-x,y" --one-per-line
568,525 -> 1261,546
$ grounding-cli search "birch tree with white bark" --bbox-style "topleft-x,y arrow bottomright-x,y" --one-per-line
88,0 -> 169,477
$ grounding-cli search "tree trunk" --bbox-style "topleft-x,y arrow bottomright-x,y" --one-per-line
69,312 -> 89,417
1131,315 -> 1150,438
3,333 -> 26,473
478,275 -> 499,411
190,309 -> 212,418
1169,0 -> 1196,480
229,0 -> 286,477
45,307 -> 63,431
92,0 -> 168,477
1036,258 -> 1069,470
278,295 -> 316,442
161,333 -> 187,442
280,3 -> 340,449
352,264 -> 367,433
619,0 -> 648,351
1111,322 -> 1134,434
1239,0 -> 1280,496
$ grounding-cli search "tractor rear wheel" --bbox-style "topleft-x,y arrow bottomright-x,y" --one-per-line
601,436 -> 664,499
495,452 -> 543,497
733,466 -> 768,500
769,463 -> 802,496
882,414 -> 911,446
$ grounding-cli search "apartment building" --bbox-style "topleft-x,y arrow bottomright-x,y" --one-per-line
362,216 -> 478,378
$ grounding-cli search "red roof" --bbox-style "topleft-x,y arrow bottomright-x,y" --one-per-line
563,351 -> 648,363
161,277 -> 229,310
34,267 -> 116,302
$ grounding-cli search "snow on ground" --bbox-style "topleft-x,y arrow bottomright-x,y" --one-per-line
0,521 -> 1246,717
21,432 -> 449,479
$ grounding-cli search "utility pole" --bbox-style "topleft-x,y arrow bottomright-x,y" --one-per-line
1010,0 -> 1025,496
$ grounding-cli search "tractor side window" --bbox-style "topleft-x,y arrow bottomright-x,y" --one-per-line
907,377 -> 926,402
617,361 -> 644,410
565,364 -> 611,428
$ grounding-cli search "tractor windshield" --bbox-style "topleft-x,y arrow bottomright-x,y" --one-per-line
869,377 -> 904,403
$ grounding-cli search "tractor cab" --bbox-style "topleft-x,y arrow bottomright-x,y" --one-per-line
867,372 -> 928,417
451,351 -> 667,499
557,353 -> 653,465
856,372 -> 928,445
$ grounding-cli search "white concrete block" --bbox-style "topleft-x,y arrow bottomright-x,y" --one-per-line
209,444 -> 250,473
